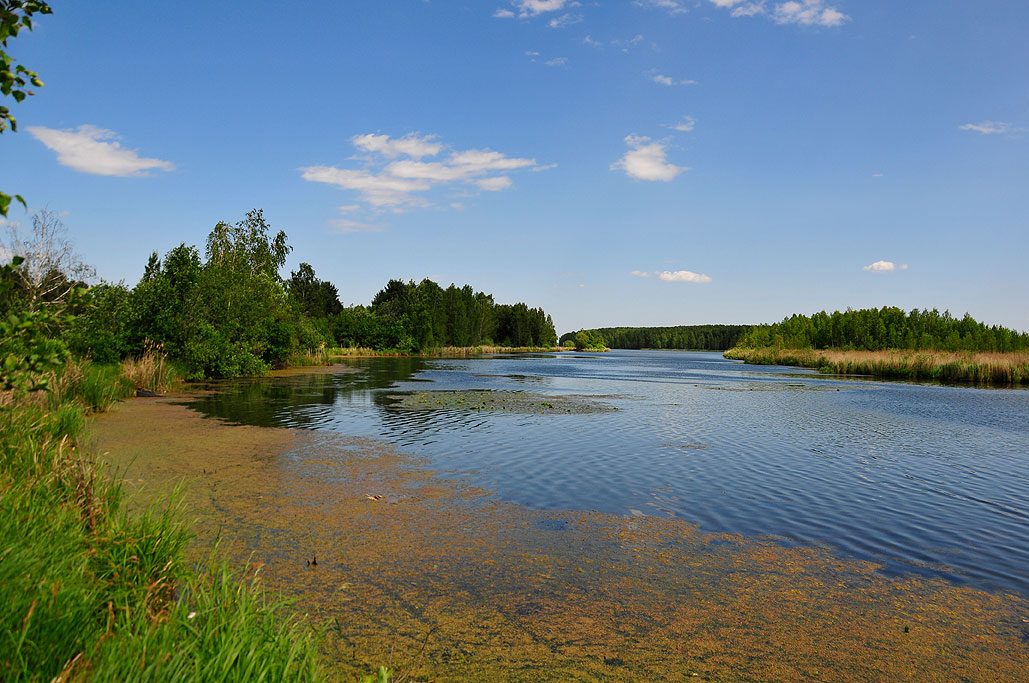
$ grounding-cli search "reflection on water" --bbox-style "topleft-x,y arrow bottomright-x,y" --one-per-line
187,350 -> 1029,596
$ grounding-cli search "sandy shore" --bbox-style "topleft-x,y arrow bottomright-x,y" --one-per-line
89,385 -> 1029,681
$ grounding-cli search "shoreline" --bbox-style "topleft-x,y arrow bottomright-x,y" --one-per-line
89,375 -> 1029,681
724,347 -> 1029,386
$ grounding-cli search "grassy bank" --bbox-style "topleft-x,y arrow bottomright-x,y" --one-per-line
326,344 -> 571,358
724,347 -> 1029,385
0,355 -> 325,680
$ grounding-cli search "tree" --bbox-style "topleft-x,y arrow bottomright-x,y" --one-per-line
1,208 -> 95,310
1,1 -> 52,216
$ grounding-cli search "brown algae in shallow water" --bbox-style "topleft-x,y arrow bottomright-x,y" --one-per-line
90,395 -> 1029,682
388,389 -> 616,414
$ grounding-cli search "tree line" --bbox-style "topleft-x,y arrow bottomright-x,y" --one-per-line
560,325 -> 749,351
733,307 -> 1029,352
1,209 -> 557,379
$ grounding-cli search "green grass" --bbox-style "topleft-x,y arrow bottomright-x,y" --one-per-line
1,362 -> 325,682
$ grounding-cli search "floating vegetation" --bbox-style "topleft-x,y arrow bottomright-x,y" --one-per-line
92,395 -> 1029,682
387,390 -> 617,414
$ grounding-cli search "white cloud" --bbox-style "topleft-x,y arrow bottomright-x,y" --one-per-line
872,172 -> 884,177
667,116 -> 696,132
611,135 -> 687,182
301,134 -> 544,211
548,13 -> 582,28
493,8 -> 515,18
300,166 -> 431,207
511,0 -> 576,18
863,260 -> 907,273
773,1 -> 848,26
583,35 -> 602,47
650,73 -> 696,86
708,0 -> 849,27
731,3 -> 766,17
544,56 -> 568,67
959,121 -> 1011,135
476,176 -> 513,191
631,270 -> 651,277
352,133 -> 441,159
634,0 -> 687,15
657,270 -> 712,283
27,125 -> 174,177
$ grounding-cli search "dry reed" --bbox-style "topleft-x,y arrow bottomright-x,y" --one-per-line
724,347 -> 1029,385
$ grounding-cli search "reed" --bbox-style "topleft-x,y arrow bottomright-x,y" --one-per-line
121,340 -> 177,393
724,347 -> 1029,385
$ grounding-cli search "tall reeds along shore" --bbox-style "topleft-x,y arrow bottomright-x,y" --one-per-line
723,347 -> 1029,385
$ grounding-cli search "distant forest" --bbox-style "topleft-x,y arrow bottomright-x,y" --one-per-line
734,307 -> 1029,352
560,325 -> 749,351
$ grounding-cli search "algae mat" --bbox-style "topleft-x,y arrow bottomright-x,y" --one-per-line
90,396 -> 1029,682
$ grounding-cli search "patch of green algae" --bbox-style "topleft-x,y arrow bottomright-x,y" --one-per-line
90,395 -> 1029,682
388,389 -> 616,414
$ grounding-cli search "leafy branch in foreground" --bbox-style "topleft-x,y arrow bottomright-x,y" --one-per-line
0,0 -> 53,216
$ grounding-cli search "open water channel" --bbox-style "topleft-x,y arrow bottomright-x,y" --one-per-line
186,350 -> 1029,597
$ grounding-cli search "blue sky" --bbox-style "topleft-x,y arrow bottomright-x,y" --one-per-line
2,0 -> 1027,334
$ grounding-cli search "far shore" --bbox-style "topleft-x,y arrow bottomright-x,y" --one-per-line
724,347 -> 1029,385
323,344 -> 608,359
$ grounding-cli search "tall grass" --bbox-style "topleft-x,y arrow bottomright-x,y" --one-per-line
724,347 -> 1029,385
122,341 -> 177,394
1,362 -> 324,681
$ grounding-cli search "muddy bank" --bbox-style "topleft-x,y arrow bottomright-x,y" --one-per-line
90,395 -> 1029,682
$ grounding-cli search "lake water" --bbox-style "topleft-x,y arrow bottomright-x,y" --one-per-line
186,350 -> 1029,597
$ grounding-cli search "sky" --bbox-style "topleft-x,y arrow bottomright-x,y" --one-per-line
1,0 -> 1027,334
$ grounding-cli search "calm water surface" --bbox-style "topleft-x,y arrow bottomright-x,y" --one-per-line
187,351 -> 1029,596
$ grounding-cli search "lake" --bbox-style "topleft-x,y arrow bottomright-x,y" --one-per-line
187,350 -> 1029,597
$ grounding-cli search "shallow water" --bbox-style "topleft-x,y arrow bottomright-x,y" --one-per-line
186,350 -> 1029,596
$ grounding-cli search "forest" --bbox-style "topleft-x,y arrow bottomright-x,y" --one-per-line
733,307 -> 1029,352
561,325 -> 749,351
2,208 -> 557,380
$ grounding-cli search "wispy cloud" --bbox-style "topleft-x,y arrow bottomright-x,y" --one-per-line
649,73 -> 696,86
658,270 -> 712,283
352,133 -> 442,158
27,125 -> 174,177
548,12 -> 582,28
863,260 -> 908,273
634,0 -> 687,15
959,121 -> 1012,135
301,133 -> 546,213
666,116 -> 696,132
708,0 -> 849,27
635,269 -> 712,283
611,135 -> 687,182
496,0 -> 580,19
526,51 -> 568,66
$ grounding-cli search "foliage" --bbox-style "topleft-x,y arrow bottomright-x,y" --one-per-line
0,256 -> 70,394
733,307 -> 1029,353
572,329 -> 607,351
0,0 -> 52,216
370,278 -> 556,350
0,282 -> 324,681
563,324 -> 748,351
